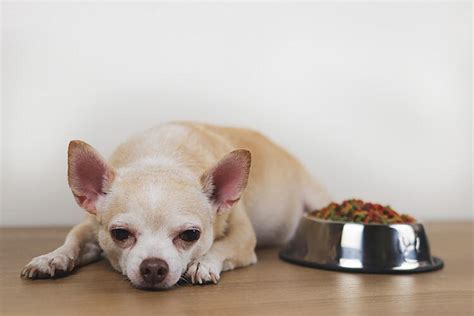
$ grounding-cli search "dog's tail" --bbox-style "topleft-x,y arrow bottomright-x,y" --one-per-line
301,170 -> 332,213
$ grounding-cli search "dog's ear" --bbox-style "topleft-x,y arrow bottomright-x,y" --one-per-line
201,149 -> 251,214
67,140 -> 115,214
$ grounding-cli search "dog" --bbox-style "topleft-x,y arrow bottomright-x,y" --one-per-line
21,122 -> 330,289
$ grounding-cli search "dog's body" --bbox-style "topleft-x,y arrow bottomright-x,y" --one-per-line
21,122 -> 330,289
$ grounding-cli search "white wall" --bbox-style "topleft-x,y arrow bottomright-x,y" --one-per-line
1,2 -> 472,226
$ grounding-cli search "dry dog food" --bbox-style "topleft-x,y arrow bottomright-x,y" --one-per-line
311,199 -> 416,224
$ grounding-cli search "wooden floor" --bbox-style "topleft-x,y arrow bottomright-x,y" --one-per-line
0,222 -> 473,315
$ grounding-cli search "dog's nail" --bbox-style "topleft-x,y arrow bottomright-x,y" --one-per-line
28,268 -> 36,279
210,273 -> 218,284
68,260 -> 75,271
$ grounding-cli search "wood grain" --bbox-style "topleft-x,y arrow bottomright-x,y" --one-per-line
0,222 -> 472,315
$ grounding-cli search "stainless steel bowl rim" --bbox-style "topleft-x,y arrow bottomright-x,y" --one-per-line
304,213 -> 419,226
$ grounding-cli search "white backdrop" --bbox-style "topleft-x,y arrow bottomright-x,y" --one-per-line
1,2 -> 472,226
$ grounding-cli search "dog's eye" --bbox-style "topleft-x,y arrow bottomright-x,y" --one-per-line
179,229 -> 201,242
111,228 -> 130,241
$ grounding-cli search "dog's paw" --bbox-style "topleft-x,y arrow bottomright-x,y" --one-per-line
185,255 -> 222,285
21,253 -> 75,279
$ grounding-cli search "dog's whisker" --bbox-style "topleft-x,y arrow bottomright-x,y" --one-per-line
178,275 -> 191,285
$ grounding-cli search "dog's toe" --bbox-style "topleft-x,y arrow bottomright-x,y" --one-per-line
186,257 -> 222,285
21,253 -> 74,279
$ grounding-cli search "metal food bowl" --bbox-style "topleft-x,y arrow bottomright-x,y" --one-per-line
279,214 -> 443,274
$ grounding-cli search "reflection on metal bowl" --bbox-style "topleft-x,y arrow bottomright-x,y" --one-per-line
279,214 -> 443,274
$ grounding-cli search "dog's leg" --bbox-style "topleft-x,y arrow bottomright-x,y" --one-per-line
21,217 -> 101,279
186,207 -> 257,284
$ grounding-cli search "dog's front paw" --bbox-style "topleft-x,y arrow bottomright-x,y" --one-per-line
21,253 -> 75,279
185,255 -> 222,285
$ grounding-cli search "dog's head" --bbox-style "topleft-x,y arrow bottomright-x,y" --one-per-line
67,140 -> 251,290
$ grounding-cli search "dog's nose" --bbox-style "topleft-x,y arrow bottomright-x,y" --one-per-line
139,258 -> 169,284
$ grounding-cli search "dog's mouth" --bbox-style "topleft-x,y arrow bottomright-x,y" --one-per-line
131,279 -> 173,291
134,283 -> 170,291
132,280 -> 188,291
129,274 -> 190,291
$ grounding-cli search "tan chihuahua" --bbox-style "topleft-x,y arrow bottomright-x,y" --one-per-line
21,122 -> 330,290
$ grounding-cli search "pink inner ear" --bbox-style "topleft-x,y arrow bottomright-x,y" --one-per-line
69,148 -> 111,212
207,152 -> 250,211
213,160 -> 245,205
